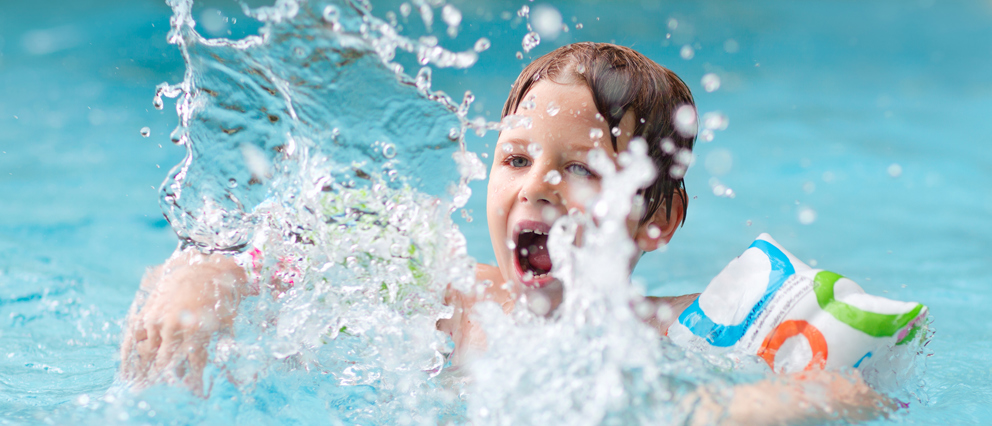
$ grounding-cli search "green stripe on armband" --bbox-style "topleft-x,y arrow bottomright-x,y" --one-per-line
813,270 -> 924,338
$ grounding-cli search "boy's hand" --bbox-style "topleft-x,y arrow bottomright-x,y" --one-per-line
120,249 -> 248,394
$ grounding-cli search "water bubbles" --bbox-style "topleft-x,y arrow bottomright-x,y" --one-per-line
228,178 -> 238,188
798,206 -> 817,225
589,128 -> 604,141
802,181 -> 816,194
680,45 -> 695,60
531,5 -> 563,40
505,238 -> 517,250
199,8 -> 229,36
611,127 -> 621,137
518,5 -> 530,18
673,105 -> 697,137
701,73 -> 721,92
701,111 -> 729,131
669,164 -> 687,178
545,101 -> 560,116
576,64 -> 586,74
699,129 -> 714,142
575,23 -> 583,29
382,143 -> 397,159
502,143 -> 513,153
675,148 -> 694,167
709,177 -> 735,198
474,37 -> 491,52
704,149 -> 732,176
515,51 -> 524,60
667,18 -> 678,30
887,163 -> 903,178
153,96 -> 164,110
140,126 -> 151,137
543,170 -> 562,185
527,143 -> 543,157
399,2 -> 411,17
522,31 -> 541,53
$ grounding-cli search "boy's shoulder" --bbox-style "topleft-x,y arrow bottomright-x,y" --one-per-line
475,263 -> 503,285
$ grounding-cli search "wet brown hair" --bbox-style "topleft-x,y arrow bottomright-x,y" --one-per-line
501,42 -> 695,226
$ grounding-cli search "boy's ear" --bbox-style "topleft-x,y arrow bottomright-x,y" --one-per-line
634,189 -> 685,252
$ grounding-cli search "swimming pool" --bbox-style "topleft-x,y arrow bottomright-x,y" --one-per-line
0,0 -> 990,423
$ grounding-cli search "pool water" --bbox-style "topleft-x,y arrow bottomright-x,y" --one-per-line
1,0 -> 990,424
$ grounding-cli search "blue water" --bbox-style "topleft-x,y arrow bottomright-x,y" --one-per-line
1,0 -> 990,423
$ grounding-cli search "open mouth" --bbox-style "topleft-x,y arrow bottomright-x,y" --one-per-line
514,222 -> 553,287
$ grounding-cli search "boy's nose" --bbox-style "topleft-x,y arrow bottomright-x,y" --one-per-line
519,164 -> 561,206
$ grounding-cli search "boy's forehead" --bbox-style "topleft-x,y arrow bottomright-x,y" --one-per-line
499,80 -> 633,155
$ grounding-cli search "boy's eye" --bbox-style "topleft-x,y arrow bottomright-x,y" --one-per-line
566,163 -> 595,178
508,156 -> 531,168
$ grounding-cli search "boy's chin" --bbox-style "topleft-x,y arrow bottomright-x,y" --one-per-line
521,278 -> 564,317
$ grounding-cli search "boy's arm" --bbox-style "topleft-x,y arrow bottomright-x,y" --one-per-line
692,369 -> 894,426
119,248 -> 249,393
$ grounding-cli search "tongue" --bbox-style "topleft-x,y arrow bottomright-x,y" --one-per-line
527,246 -> 552,272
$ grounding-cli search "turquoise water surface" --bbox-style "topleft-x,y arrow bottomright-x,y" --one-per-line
0,0 -> 990,423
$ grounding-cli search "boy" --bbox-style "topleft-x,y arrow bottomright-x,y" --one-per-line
121,42 -> 889,423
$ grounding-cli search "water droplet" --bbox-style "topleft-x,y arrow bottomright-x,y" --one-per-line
541,205 -> 560,223
660,138 -> 676,154
611,127 -> 621,137
802,181 -> 816,194
323,5 -> 340,22
518,5 -> 530,18
887,163 -> 903,178
545,100 -> 560,116
152,96 -> 164,110
746,220 -> 752,226
527,291 -> 551,316
699,129 -> 714,142
382,143 -> 397,159
228,178 -> 237,188
589,128 -> 604,140
531,5 -> 562,40
543,170 -> 561,185
675,148 -> 694,166
701,73 -> 721,92
647,225 -> 661,239
522,32 -> 541,53
680,45 -> 695,60
674,105 -> 697,137
656,302 -> 673,322
505,239 -> 516,250
515,51 -> 524,60
399,2 -> 411,17
576,64 -> 586,74
140,127 -> 151,137
502,143 -> 513,153
724,39 -> 740,53
702,111 -> 729,131
527,143 -> 543,157
593,200 -> 609,218
441,4 -> 462,27
474,37 -> 491,52
704,149 -> 732,176
520,98 -> 536,111
798,207 -> 817,225
669,164 -> 687,178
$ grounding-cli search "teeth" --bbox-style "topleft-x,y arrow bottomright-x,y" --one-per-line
521,229 -> 547,235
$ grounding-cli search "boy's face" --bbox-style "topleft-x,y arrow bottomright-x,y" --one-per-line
487,81 -> 674,289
